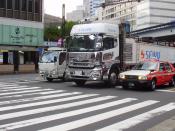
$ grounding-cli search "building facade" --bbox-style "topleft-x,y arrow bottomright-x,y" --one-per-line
136,0 -> 175,30
0,0 -> 43,74
99,1 -> 138,31
66,6 -> 85,22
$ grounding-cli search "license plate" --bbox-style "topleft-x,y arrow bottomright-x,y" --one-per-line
128,82 -> 135,87
75,71 -> 82,76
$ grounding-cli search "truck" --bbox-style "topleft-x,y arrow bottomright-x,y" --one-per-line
38,47 -> 67,82
66,23 -> 175,86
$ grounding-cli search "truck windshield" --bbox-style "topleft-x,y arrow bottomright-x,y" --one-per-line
40,51 -> 58,63
133,62 -> 158,71
68,35 -> 102,52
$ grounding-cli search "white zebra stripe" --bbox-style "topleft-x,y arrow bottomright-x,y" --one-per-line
0,87 -> 41,92
0,89 -> 55,99
0,92 -> 81,111
39,100 -> 158,131
0,86 -> 28,89
0,94 -> 100,121
0,98 -> 135,130
0,89 -> 53,96
0,90 -> 71,106
97,103 -> 175,131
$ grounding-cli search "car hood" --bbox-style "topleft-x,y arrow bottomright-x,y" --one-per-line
120,70 -> 151,76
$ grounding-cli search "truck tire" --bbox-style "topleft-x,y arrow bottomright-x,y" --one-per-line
46,78 -> 53,82
122,85 -> 129,90
74,80 -> 86,87
108,71 -> 118,87
149,79 -> 156,91
169,77 -> 175,87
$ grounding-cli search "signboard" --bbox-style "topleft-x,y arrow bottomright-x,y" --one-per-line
0,24 -> 43,46
0,53 -> 3,63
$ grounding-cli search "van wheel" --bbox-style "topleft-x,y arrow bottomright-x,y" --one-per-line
149,79 -> 156,91
74,80 -> 86,87
108,71 -> 118,87
169,77 -> 175,87
46,78 -> 53,82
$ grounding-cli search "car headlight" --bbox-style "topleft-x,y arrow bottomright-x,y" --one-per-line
119,74 -> 125,79
138,76 -> 147,80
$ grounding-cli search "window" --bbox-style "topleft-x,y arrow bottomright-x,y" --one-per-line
15,0 -> 20,10
103,37 -> 114,50
35,0 -> 39,13
165,63 -> 172,72
0,0 -> 5,8
28,0 -> 33,12
22,0 -> 27,11
159,63 -> 165,71
7,0 -> 12,9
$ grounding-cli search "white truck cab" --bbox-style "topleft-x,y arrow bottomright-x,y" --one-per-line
39,47 -> 67,82
67,23 -> 120,86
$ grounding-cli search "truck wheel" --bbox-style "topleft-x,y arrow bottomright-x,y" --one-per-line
122,85 -> 129,90
108,71 -> 118,87
46,78 -> 53,82
149,79 -> 156,91
169,77 -> 175,87
74,80 -> 86,87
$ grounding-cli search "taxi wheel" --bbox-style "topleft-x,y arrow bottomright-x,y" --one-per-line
46,78 -> 53,82
149,79 -> 156,91
169,77 -> 175,87
74,80 -> 86,87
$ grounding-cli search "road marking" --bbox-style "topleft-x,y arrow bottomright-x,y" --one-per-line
97,103 -> 175,131
0,87 -> 41,92
0,91 -> 76,107
39,100 -> 158,131
156,90 -> 175,93
0,98 -> 136,130
0,89 -> 55,99
0,89 -> 53,96
0,94 -> 101,121
0,85 -> 28,89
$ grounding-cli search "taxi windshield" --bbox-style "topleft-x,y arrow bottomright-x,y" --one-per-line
133,62 -> 158,71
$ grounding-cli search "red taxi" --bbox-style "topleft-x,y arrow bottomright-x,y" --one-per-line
119,60 -> 175,91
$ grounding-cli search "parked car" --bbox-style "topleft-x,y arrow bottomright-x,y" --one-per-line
119,59 -> 175,91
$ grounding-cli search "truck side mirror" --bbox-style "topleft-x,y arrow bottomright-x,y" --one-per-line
54,56 -> 57,63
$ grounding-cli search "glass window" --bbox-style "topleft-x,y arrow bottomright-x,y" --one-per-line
22,0 -> 27,11
28,0 -> 33,12
103,37 -> 114,50
35,0 -> 39,13
0,0 -> 5,8
133,62 -> 158,71
165,63 -> 172,72
7,0 -> 12,9
15,0 -> 20,10
159,63 -> 165,71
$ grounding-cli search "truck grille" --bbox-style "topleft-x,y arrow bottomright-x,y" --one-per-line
125,75 -> 138,80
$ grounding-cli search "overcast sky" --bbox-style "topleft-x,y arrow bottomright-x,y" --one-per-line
44,0 -> 83,18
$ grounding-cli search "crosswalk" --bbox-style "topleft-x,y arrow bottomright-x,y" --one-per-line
0,82 -> 174,131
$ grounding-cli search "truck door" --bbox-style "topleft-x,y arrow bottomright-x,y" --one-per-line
58,52 -> 67,76
157,63 -> 166,85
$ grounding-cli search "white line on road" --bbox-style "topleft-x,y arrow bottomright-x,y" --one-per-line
0,89 -> 54,99
0,94 -> 100,121
0,87 -> 41,92
0,98 -> 135,130
39,100 -> 158,131
97,103 -> 175,131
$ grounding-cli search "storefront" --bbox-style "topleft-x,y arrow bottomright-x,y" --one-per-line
0,22 -> 43,74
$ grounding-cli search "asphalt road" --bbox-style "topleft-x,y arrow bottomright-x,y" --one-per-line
0,74 -> 175,131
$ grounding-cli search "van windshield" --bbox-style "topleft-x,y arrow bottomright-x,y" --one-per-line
68,35 -> 102,52
40,51 -> 58,63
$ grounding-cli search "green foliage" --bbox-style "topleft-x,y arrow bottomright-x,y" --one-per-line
44,21 -> 76,41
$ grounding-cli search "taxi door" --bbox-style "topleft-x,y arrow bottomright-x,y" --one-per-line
164,63 -> 173,82
157,63 -> 167,85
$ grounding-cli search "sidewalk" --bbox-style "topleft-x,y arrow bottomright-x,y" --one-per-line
147,116 -> 175,131
0,73 -> 41,82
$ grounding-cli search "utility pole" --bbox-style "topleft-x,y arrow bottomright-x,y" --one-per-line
61,4 -> 66,47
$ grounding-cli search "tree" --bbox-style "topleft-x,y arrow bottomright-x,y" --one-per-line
44,21 -> 76,41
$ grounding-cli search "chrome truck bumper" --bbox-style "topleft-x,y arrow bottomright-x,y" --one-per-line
67,67 -> 108,81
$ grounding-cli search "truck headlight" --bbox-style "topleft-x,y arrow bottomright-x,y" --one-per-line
138,76 -> 147,80
119,74 -> 125,79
